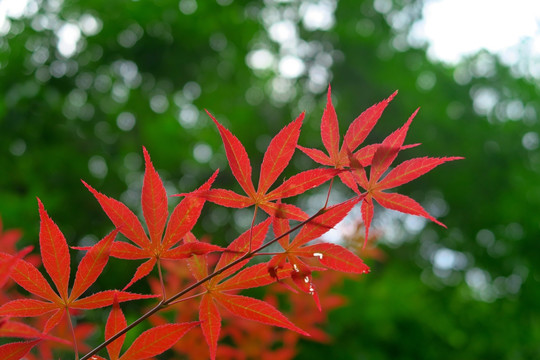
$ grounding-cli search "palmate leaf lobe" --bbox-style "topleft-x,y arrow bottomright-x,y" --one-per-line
83,148 -> 223,289
0,200 -> 157,334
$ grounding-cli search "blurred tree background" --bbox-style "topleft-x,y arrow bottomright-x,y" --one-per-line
1,0 -> 539,358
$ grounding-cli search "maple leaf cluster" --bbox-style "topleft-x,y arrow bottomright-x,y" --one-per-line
0,86 -> 461,359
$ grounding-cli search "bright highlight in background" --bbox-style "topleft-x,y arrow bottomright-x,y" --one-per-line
411,0 -> 540,64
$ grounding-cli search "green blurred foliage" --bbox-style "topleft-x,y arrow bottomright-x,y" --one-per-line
1,0 -> 539,358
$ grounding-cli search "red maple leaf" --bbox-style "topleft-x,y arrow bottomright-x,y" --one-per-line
89,296 -> 199,360
200,111 -> 340,221
82,147 -> 223,290
266,198 -> 369,309
0,246 -> 32,289
183,220 -> 308,360
297,85 -> 403,194
348,109 -> 463,242
0,199 -> 157,346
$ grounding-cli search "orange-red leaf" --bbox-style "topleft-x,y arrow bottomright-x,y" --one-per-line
70,290 -> 159,309
376,156 -> 464,190
184,233 -> 209,281
373,192 -> 445,227
0,320 -> 68,343
142,147 -> 168,246
217,263 -> 292,291
199,189 -> 252,208
342,90 -> 397,154
321,85 -> 340,162
83,181 -> 150,249
0,246 -> 32,289
258,202 -> 308,221
212,218 -> 272,284
118,322 -> 199,360
161,242 -> 223,260
0,252 -> 59,302
370,108 -> 417,184
0,340 -> 40,360
122,258 -> 157,291
109,242 -> 148,260
361,197 -> 374,247
266,168 -> 340,200
206,110 -> 256,197
37,198 -> 70,301
289,198 -> 360,249
164,169 -> 218,249
299,243 -> 370,274
69,229 -> 118,301
213,292 -> 309,336
105,297 -> 127,360
258,112 -> 304,194
0,299 -> 57,317
199,294 -> 221,360
296,145 -> 332,166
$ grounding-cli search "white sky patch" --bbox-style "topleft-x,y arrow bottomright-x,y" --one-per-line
411,0 -> 540,64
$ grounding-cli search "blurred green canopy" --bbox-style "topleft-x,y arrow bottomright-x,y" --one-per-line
1,0 -> 539,358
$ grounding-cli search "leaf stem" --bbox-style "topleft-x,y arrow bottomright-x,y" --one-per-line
157,259 -> 166,300
248,205 -> 258,253
67,310 -> 79,360
167,291 -> 207,306
81,208 -> 326,360
324,178 -> 334,209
